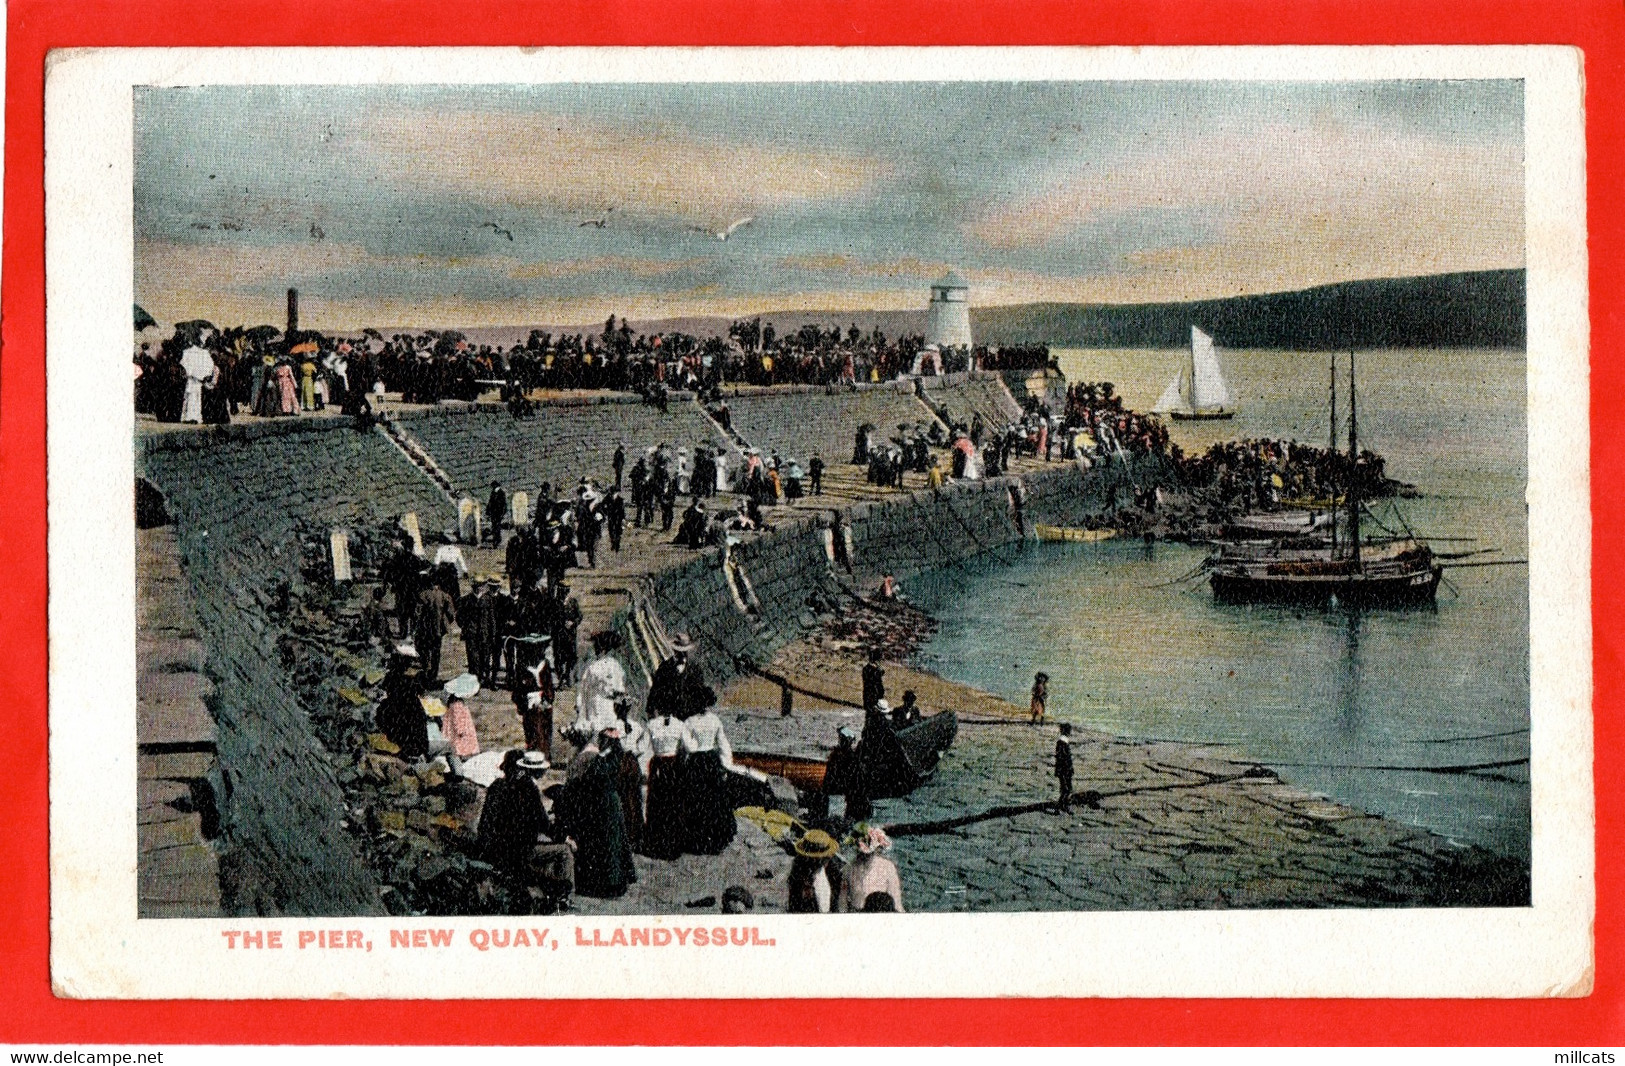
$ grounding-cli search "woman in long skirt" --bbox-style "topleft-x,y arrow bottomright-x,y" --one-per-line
640,712 -> 692,860
276,362 -> 298,415
299,359 -> 318,411
254,356 -> 279,417
555,735 -> 637,899
609,732 -> 644,853
679,691 -> 737,855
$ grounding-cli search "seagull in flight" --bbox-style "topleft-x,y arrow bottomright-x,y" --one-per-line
578,207 -> 615,229
479,221 -> 515,241
309,223 -> 325,240
689,215 -> 755,241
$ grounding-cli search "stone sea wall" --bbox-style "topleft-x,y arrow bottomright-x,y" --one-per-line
633,454 -> 1158,698
137,419 -> 454,915
921,371 -> 1024,428
398,395 -> 738,502
723,379 -> 942,464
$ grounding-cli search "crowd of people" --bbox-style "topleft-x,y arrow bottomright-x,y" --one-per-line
134,313 -> 1058,425
353,451 -> 929,913
1060,381 -> 1173,461
1171,437 -> 1391,513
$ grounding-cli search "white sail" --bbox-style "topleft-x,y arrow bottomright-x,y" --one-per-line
1152,368 -> 1185,414
1189,326 -> 1232,411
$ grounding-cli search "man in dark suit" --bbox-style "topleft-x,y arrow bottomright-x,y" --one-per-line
457,577 -> 501,687
1054,724 -> 1075,813
486,481 -> 508,547
861,654 -> 885,711
645,633 -> 707,720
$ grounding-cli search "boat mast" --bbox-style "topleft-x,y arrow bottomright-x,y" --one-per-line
1329,352 -> 1338,556
1185,331 -> 1197,410
1347,347 -> 1360,567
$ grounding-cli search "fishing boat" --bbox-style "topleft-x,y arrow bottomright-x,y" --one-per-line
1221,509 -> 1334,541
1206,349 -> 1441,607
857,709 -> 959,800
735,709 -> 959,800
1034,523 -> 1118,543
1153,325 -> 1236,421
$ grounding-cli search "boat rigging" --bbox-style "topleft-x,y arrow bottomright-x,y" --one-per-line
1204,348 -> 1444,607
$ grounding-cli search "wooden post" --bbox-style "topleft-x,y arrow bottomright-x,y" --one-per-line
329,529 -> 352,583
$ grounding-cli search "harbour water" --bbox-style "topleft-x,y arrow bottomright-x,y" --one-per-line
910,347 -> 1530,861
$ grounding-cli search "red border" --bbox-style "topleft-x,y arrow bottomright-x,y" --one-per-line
3,0 -> 1617,1045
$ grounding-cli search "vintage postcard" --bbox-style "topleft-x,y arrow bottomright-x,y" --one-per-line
46,45 -> 1590,999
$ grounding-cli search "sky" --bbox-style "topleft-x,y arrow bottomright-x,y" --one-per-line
134,80 -> 1524,330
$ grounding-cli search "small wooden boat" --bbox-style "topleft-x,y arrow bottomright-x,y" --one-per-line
733,752 -> 827,793
735,709 -> 959,800
1035,523 -> 1118,543
1221,509 -> 1333,540
858,710 -> 959,800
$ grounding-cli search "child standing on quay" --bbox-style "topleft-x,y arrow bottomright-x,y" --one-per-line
1030,671 -> 1049,725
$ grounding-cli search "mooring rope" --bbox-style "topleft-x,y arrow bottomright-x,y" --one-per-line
885,769 -> 1258,837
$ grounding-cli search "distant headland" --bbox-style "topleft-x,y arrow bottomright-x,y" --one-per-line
455,269 -> 1523,352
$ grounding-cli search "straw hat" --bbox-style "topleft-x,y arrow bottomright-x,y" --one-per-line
518,751 -> 550,773
445,673 -> 480,699
794,830 -> 839,859
873,699 -> 890,715
669,632 -> 695,653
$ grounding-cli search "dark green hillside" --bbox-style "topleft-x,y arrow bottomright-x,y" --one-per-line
972,270 -> 1525,349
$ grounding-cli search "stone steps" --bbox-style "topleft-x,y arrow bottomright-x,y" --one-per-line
136,524 -> 221,919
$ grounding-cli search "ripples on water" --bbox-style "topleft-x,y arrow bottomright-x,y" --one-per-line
910,347 -> 1529,861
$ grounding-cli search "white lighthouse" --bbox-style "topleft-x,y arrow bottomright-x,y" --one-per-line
925,270 -> 973,350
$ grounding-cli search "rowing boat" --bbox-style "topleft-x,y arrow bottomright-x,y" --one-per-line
735,710 -> 959,800
732,752 -> 827,793
1034,524 -> 1118,543
858,710 -> 959,800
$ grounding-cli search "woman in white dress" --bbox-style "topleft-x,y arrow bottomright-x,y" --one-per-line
837,825 -> 905,912
572,631 -> 628,737
179,345 -> 215,425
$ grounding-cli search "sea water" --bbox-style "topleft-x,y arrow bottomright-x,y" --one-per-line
909,348 -> 1530,861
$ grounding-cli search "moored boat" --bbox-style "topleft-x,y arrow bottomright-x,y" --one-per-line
858,709 -> 958,800
1209,544 -> 1442,606
1221,509 -> 1333,541
1206,348 -> 1441,607
1034,523 -> 1118,543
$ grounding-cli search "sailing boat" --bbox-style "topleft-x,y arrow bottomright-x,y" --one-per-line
1205,349 -> 1442,607
1153,325 -> 1235,420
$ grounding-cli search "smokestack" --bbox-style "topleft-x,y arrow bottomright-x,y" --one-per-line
286,288 -> 299,336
